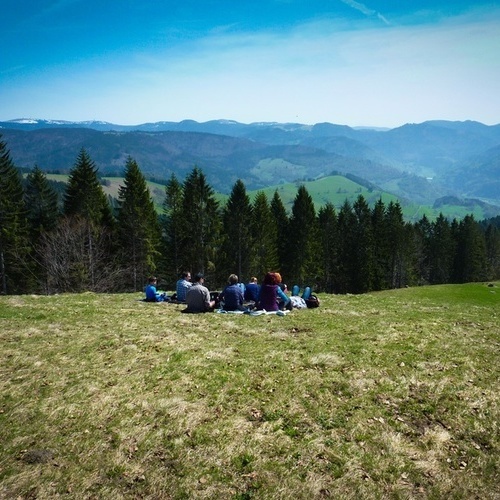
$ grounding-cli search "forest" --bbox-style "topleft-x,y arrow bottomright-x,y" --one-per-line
1,135 -> 499,296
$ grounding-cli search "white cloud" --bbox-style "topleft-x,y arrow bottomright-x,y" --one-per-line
339,0 -> 391,25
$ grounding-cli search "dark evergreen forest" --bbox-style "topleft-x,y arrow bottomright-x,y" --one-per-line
1,136 -> 499,295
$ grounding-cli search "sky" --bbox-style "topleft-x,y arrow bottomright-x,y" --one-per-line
1,0 -> 499,128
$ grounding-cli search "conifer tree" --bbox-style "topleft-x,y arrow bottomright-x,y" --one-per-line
348,195 -> 374,293
386,201 -> 408,288
161,173 -> 184,285
219,179 -> 253,281
63,148 -> 114,227
413,214 -> 432,285
371,198 -> 390,290
250,191 -> 278,280
270,190 -> 289,275
0,136 -> 31,294
428,213 -> 454,284
452,215 -> 487,283
24,166 -> 60,293
52,148 -> 116,292
484,223 -> 500,279
24,166 -> 60,243
336,200 -> 356,293
317,202 -> 338,292
116,157 -> 162,291
287,185 -> 319,287
181,167 -> 220,278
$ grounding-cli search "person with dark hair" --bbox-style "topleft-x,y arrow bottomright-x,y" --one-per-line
175,271 -> 192,302
144,276 -> 167,302
184,273 -> 216,313
220,274 -> 246,311
257,272 -> 290,311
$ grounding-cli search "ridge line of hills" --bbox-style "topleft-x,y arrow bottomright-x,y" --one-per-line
1,118 -> 499,219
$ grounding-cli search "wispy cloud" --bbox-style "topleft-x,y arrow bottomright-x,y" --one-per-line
339,0 -> 390,25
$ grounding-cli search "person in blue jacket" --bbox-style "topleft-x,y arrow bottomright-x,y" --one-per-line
219,274 -> 246,311
145,276 -> 167,302
244,276 -> 260,302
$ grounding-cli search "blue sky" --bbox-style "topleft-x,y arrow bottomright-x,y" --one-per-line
1,0 -> 499,127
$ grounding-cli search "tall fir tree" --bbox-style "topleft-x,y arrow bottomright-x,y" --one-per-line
317,202 -> 338,292
161,173 -> 184,285
116,157 -> 162,291
0,136 -> 32,294
287,185 -> 319,287
413,214 -> 432,285
386,201 -> 408,288
250,191 -> 278,280
218,179 -> 253,282
336,200 -> 356,293
63,148 -> 114,228
350,195 -> 375,293
180,167 -> 220,278
428,213 -> 454,284
24,166 -> 60,243
484,223 -> 500,279
53,148 -> 116,292
24,166 -> 60,293
371,198 -> 391,290
270,190 -> 290,275
452,215 -> 488,283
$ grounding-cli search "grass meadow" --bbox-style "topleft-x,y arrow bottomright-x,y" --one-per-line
0,283 -> 498,499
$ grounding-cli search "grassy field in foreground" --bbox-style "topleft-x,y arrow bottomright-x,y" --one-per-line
0,283 -> 499,499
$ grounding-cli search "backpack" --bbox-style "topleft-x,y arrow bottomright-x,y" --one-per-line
305,294 -> 320,308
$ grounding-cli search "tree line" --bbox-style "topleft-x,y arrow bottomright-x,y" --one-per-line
1,135 -> 499,295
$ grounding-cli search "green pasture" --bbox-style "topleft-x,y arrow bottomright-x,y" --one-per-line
1,283 -> 498,498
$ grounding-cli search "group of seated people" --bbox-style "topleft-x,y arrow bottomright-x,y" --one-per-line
145,271 -> 309,313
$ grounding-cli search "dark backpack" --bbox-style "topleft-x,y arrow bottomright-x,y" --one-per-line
305,294 -> 320,308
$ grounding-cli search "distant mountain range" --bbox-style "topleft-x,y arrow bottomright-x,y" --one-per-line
1,118 -> 499,213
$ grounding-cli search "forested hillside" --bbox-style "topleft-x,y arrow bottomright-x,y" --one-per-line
1,137 -> 499,296
2,119 -> 499,212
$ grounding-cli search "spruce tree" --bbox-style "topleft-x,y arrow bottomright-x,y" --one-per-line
485,224 -> 500,279
371,198 -> 390,290
350,195 -> 374,293
336,200 -> 356,293
116,157 -> 162,291
452,215 -> 488,283
0,136 -> 31,294
386,201 -> 408,288
24,166 -> 60,293
219,179 -> 253,282
52,148 -> 116,292
270,190 -> 289,275
64,148 -> 114,227
287,185 -> 319,287
180,167 -> 220,278
161,173 -> 184,285
428,213 -> 454,284
24,166 -> 60,243
317,202 -> 338,292
250,191 -> 278,281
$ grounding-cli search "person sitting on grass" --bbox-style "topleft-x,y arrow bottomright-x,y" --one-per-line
184,273 -> 216,313
219,274 -> 246,312
144,276 -> 167,302
257,272 -> 290,312
244,276 -> 260,302
175,271 -> 192,302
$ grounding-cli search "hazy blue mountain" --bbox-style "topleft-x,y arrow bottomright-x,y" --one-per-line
1,118 -> 499,208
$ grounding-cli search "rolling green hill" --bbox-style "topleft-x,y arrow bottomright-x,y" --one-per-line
43,173 -> 496,222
